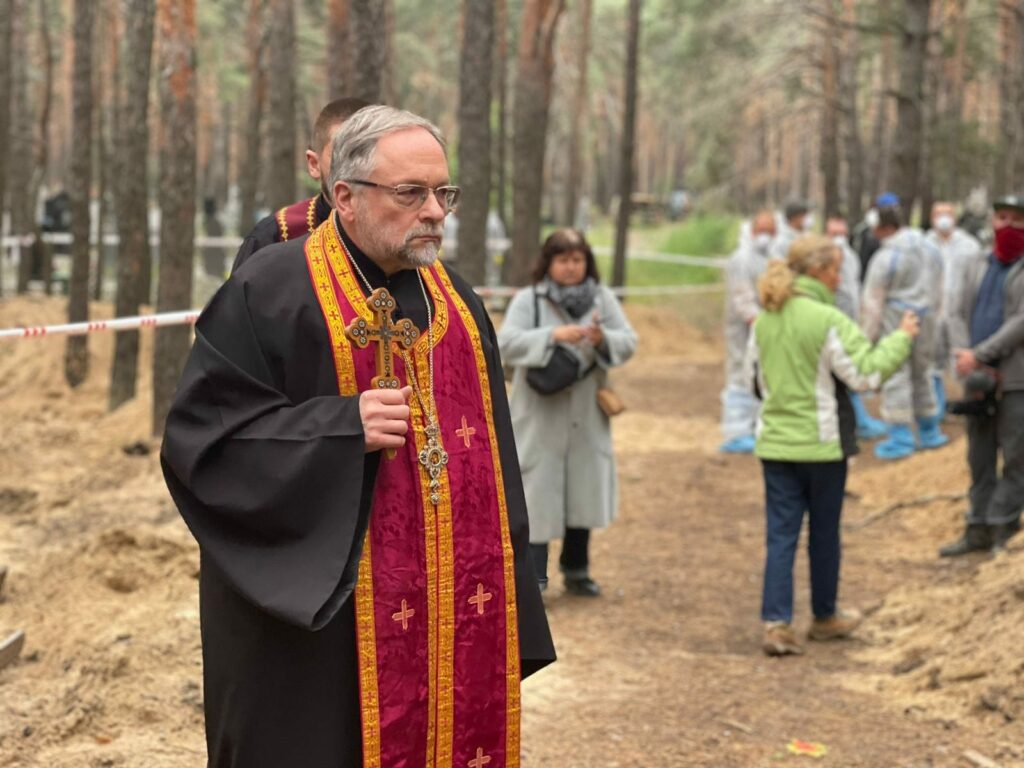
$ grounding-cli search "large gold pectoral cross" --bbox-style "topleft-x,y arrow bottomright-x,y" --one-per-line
345,288 -> 420,390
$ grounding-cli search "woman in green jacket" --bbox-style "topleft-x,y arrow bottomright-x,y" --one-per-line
748,235 -> 920,656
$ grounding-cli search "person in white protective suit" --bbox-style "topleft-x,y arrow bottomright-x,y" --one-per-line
720,210 -> 777,453
771,199 -> 814,261
825,215 -> 888,439
925,201 -> 984,415
861,206 -> 948,459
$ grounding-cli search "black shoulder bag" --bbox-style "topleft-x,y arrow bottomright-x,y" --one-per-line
525,289 -> 595,395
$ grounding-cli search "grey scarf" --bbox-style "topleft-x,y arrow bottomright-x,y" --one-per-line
544,276 -> 598,320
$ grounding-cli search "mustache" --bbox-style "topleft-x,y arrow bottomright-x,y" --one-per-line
404,225 -> 443,243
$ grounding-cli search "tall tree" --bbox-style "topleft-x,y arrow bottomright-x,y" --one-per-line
109,0 -> 154,411
326,0 -> 353,100
64,0 -> 96,388
455,0 -> 494,286
869,0 -> 896,197
27,0 -> 56,297
493,0 -> 509,228
995,0 -> 1020,193
563,0 -> 592,228
0,0 -> 10,296
265,0 -> 296,211
890,0 -> 931,216
10,0 -> 34,294
238,0 -> 267,232
819,0 -> 841,219
1015,1 -> 1024,185
152,0 -> 197,436
611,0 -> 641,289
351,0 -> 385,102
93,0 -> 117,302
507,0 -> 565,286
839,0 -> 865,223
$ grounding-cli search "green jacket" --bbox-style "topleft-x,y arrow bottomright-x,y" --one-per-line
749,275 -> 913,462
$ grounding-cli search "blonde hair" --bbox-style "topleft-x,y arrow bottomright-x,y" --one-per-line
758,234 -> 839,311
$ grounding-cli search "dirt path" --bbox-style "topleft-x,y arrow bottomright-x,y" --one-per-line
0,296 -> 1021,767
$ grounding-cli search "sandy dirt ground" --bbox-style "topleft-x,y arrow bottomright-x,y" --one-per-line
0,295 -> 1022,767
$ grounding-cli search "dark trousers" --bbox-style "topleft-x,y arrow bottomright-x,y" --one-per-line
966,391 -> 1024,527
761,459 -> 848,623
529,528 -> 591,581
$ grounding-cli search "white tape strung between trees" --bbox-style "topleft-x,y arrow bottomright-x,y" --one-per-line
0,283 -> 723,340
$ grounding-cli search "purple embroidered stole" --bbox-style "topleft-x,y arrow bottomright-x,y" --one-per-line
304,220 -> 521,768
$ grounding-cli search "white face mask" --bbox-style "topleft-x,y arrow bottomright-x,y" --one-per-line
753,233 -> 773,253
832,235 -> 847,249
934,214 -> 955,233
802,213 -> 815,232
864,209 -> 880,229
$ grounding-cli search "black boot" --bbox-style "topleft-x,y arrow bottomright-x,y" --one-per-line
990,520 -> 1021,552
562,569 -> 601,597
938,524 -> 991,557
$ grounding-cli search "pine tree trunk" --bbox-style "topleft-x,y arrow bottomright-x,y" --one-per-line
351,0 -> 385,103
10,0 -> 34,294
238,0 -> 267,233
64,0 -> 96,388
840,0 -> 865,223
869,0 -> 895,197
326,0 -> 353,100
493,0 -> 508,229
819,0 -> 841,220
507,0 -> 565,286
917,2 -> 941,223
455,0 -> 494,286
564,0 -> 591,228
612,0 -> 641,289
0,0 -> 10,297
266,0 -> 296,212
995,0 -> 1019,193
1015,1 -> 1024,185
891,0 -> 931,216
109,0 -> 154,410
152,0 -> 196,437
33,0 -> 55,296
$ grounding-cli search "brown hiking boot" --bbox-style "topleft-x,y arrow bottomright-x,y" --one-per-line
808,607 -> 862,641
762,622 -> 805,656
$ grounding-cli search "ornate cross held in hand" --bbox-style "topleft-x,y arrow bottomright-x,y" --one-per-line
345,287 -> 420,390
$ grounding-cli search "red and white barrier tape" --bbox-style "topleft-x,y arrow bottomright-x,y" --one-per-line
0,283 -> 722,340
0,310 -> 200,340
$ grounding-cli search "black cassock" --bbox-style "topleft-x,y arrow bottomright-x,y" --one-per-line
161,233 -> 555,768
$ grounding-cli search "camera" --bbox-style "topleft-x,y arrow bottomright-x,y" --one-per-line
946,370 -> 998,418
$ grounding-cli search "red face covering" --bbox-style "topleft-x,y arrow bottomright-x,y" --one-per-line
994,224 -> 1024,265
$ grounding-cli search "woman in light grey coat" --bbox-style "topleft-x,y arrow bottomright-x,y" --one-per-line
498,229 -> 637,596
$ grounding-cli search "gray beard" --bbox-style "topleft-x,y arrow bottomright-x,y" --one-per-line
396,240 -> 439,268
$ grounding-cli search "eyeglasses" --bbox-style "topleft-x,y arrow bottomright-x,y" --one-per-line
346,179 -> 461,213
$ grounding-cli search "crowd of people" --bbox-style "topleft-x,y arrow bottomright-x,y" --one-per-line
721,192 -> 1024,655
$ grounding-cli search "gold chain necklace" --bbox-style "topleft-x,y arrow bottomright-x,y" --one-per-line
334,215 -> 449,505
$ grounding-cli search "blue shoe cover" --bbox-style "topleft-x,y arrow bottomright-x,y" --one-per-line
720,435 -> 756,454
850,393 -> 888,440
874,424 -> 915,460
916,415 -> 950,449
932,374 -> 947,420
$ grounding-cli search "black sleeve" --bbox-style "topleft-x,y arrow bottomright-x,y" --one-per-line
160,271 -> 372,631
231,214 -> 280,274
445,271 -> 556,677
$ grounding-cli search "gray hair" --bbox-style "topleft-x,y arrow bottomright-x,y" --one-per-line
328,105 -> 447,191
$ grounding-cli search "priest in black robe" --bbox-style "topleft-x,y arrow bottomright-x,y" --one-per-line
231,96 -> 372,273
162,105 -> 555,767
